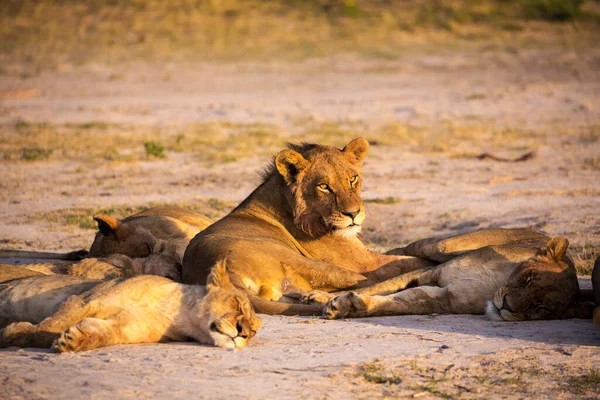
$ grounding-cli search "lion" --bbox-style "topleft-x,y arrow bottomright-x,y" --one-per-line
0,261 -> 261,351
0,239 -> 182,283
0,206 -> 213,262
89,206 -> 212,260
321,235 -> 594,321
182,138 -> 434,315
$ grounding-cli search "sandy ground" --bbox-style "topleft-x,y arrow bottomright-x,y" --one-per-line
1,47 -> 599,398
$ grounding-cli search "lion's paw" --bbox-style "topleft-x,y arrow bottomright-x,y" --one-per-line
300,290 -> 335,306
0,322 -> 36,348
52,326 -> 86,353
322,292 -> 367,320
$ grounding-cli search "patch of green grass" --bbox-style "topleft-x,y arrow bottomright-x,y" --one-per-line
414,383 -> 452,399
523,0 -> 585,22
144,141 -> 166,159
565,369 -> 600,395
207,198 -> 234,212
466,93 -> 487,100
21,147 -> 52,161
357,361 -> 402,385
364,197 -> 402,205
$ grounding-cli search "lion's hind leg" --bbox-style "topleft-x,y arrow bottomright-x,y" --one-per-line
388,228 -> 549,262
52,309 -> 164,353
1,295 -> 91,348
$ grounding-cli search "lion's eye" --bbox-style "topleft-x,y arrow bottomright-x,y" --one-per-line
209,322 -> 219,332
317,183 -> 330,192
349,175 -> 358,186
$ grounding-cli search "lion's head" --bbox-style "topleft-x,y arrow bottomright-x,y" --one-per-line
197,260 -> 262,349
88,215 -> 158,259
97,239 -> 182,282
487,237 -> 593,321
273,137 -> 369,238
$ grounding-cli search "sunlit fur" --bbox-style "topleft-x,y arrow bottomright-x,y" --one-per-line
0,261 -> 261,352
89,206 -> 213,260
487,238 -> 588,321
183,137 -> 428,316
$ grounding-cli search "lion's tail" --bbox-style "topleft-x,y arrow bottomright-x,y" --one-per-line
0,249 -> 88,261
248,294 -> 323,316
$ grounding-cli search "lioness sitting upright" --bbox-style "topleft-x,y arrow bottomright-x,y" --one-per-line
183,138 -> 432,314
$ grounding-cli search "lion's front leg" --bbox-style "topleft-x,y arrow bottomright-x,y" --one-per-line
306,267 -> 436,306
300,290 -> 337,306
53,310 -> 166,353
0,295 -> 91,349
52,318 -> 115,353
323,286 -> 454,319
0,322 -> 58,348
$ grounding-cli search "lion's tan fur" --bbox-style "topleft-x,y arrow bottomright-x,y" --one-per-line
0,261 -> 261,351
322,230 -> 593,321
0,239 -> 182,283
89,206 -> 213,260
182,138 -> 432,315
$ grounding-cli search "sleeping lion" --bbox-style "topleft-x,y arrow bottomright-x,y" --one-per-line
320,235 -> 594,321
0,239 -> 182,283
0,261 -> 261,351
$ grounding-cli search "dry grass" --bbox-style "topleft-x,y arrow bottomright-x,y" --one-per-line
572,243 -> 600,275
1,1 -> 599,73
343,353 -> 600,398
0,118 -> 560,164
28,198 -> 236,230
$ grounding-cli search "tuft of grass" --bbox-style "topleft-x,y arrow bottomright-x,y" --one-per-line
583,157 -> 600,170
466,93 -> 486,100
522,0 -> 585,22
357,361 -> 402,385
21,147 -> 52,161
572,243 -> 600,275
414,383 -> 452,399
364,197 -> 403,205
565,369 -> 600,395
144,141 -> 166,159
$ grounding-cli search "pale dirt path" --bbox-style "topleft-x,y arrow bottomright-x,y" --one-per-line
1,49 -> 599,399
1,314 -> 598,399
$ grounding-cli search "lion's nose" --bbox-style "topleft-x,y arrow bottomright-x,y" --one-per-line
342,210 -> 360,220
236,320 -> 250,339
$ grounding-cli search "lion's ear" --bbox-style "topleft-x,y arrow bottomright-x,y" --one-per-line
207,258 -> 235,290
93,214 -> 120,237
536,237 -> 569,263
275,149 -> 308,184
343,137 -> 369,166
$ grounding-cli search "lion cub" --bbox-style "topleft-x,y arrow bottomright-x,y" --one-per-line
0,261 -> 261,352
